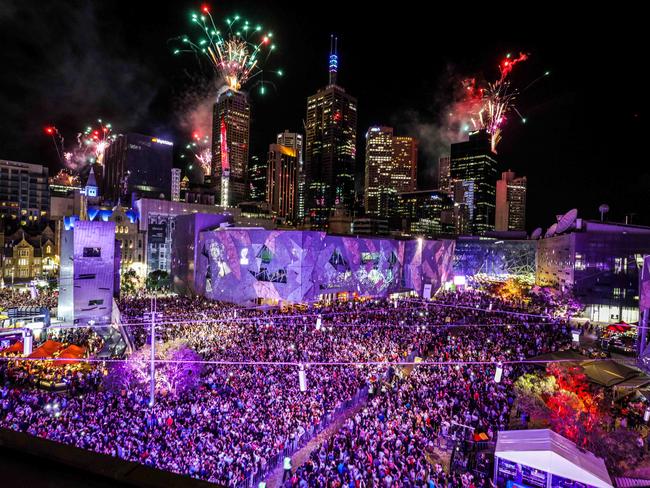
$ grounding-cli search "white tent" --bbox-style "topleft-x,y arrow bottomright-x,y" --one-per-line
495,429 -> 613,488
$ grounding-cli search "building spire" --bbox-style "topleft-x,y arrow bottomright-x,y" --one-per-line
328,34 -> 338,85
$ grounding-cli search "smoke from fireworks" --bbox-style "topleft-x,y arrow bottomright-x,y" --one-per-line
173,5 -> 282,94
44,119 -> 117,171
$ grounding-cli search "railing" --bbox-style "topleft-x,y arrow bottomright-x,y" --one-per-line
237,349 -> 421,487
238,385 -> 369,488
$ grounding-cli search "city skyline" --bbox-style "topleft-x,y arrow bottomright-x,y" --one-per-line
0,1 -> 645,230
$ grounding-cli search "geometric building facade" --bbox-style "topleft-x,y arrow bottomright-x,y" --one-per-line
57,220 -> 119,325
454,237 -> 536,279
190,228 -> 454,305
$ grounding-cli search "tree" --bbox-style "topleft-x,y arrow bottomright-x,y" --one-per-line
105,340 -> 203,397
146,270 -> 170,291
121,269 -> 141,297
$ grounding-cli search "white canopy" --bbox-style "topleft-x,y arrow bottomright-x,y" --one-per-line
495,429 -> 613,488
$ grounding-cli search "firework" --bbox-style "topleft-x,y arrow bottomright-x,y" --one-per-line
460,53 -> 529,152
77,119 -> 116,166
45,119 -> 117,171
173,5 -> 281,93
182,131 -> 212,175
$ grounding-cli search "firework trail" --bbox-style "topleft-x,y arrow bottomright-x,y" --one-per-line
173,5 -> 282,94
183,131 -> 212,175
499,52 -> 528,80
44,125 -> 65,164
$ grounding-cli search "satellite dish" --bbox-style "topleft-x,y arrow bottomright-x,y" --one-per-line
530,227 -> 542,240
544,223 -> 557,238
556,209 -> 578,234
599,203 -> 610,222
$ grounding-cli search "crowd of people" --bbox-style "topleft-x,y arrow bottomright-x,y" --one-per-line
0,286 -> 57,311
1,290 -> 573,487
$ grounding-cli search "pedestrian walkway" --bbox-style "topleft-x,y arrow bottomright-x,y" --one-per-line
264,399 -> 368,488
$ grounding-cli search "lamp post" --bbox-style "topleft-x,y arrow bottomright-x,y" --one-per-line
143,295 -> 163,408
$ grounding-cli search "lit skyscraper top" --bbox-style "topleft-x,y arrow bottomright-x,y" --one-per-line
304,36 -> 357,229
329,35 -> 338,86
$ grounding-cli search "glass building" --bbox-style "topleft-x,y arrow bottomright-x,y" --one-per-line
536,220 -> 650,322
103,133 -> 173,207
454,236 -> 536,279
450,130 -> 498,234
396,189 -> 454,237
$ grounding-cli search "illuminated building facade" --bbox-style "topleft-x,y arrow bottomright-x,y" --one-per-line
0,159 -> 49,227
183,227 -> 454,305
266,144 -> 298,221
438,155 -> 451,195
396,190 -> 454,237
304,38 -> 357,228
211,89 -> 250,207
364,127 -> 417,217
454,236 -> 536,278
2,227 -> 57,282
57,220 -> 119,325
536,220 -> 650,322
103,133 -> 173,206
450,130 -> 498,234
495,170 -> 527,232
248,155 -> 267,202
171,168 -> 181,202
277,131 -> 305,220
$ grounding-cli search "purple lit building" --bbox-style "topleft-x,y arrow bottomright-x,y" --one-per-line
58,220 -> 120,325
175,226 -> 454,305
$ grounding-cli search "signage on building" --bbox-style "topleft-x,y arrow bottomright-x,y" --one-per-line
148,223 -> 167,244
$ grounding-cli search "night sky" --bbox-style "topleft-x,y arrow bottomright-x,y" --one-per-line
0,1 -> 645,230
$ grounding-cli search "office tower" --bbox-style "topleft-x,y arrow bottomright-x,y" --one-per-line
304,36 -> 357,229
248,155 -> 267,202
0,159 -> 50,226
450,130 -> 498,234
171,168 -> 181,202
266,144 -> 298,221
438,155 -> 451,194
364,127 -> 417,217
392,136 -> 418,192
277,130 -> 305,220
103,133 -> 173,206
396,189 -> 454,236
364,127 -> 393,216
495,170 -> 527,232
211,89 -> 251,207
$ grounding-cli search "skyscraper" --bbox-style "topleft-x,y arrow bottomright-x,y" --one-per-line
438,155 -> 451,194
304,36 -> 357,229
276,131 -> 304,220
266,144 -> 298,221
495,170 -> 527,232
364,127 -> 417,217
211,89 -> 250,207
450,130 -> 498,234
171,168 -> 181,202
392,135 -> 418,192
248,155 -> 267,202
102,133 -> 173,206
364,127 -> 393,217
